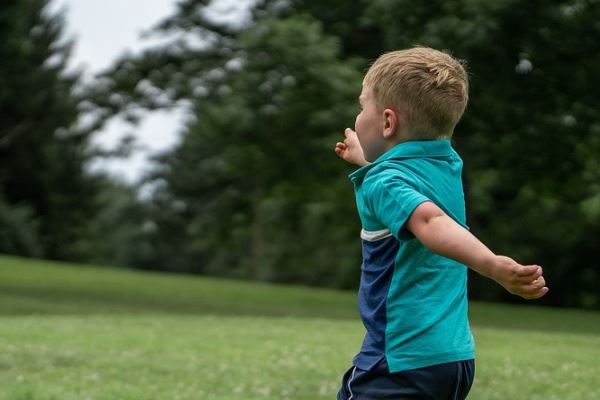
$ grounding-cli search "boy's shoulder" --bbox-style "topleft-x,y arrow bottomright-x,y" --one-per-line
362,159 -> 418,189
355,162 -> 424,213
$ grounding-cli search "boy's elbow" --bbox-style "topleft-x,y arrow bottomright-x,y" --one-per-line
407,201 -> 446,238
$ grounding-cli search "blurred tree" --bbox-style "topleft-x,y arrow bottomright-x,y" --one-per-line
157,14 -> 362,285
101,12 -> 363,286
0,0 -> 101,260
90,0 -> 599,308
0,194 -> 42,257
254,0 -> 384,60
85,178 -> 153,268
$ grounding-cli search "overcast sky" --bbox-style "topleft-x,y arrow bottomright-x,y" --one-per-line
52,0 -> 182,183
52,0 -> 253,183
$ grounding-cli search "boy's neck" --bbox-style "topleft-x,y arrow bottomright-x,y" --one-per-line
391,129 -> 448,145
383,132 -> 415,151
379,133 -> 447,157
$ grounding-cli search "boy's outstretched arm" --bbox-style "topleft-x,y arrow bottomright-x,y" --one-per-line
335,128 -> 370,166
407,201 -> 549,299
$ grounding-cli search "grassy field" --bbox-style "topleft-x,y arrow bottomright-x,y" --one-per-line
1,255 -> 599,400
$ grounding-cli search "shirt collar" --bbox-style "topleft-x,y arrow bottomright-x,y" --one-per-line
349,139 -> 454,183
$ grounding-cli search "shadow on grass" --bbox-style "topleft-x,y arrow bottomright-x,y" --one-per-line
1,255 -> 599,336
2,286 -> 600,336
469,301 -> 600,336
0,286 -> 359,320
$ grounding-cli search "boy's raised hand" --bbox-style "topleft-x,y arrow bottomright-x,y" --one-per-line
488,256 -> 549,299
335,128 -> 369,167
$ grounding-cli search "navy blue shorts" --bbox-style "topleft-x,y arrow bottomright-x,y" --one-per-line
337,358 -> 475,400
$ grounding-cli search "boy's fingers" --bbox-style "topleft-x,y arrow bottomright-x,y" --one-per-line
508,264 -> 547,291
522,285 -> 549,299
516,264 -> 542,278
515,276 -> 548,299
521,289 -> 547,300
345,128 -> 355,138
533,275 -> 546,288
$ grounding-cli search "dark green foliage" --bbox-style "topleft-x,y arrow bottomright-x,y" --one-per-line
86,0 -> 600,307
0,195 -> 42,257
9,0 -> 594,308
0,0 -> 100,260
273,0 -> 599,307
84,178 -> 153,268
132,14 -> 364,286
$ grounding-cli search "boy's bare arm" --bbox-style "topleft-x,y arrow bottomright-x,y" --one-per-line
407,201 -> 549,299
335,128 -> 370,166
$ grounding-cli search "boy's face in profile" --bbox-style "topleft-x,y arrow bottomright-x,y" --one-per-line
355,85 -> 388,162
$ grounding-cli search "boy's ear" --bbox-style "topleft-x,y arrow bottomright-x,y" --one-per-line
382,108 -> 400,139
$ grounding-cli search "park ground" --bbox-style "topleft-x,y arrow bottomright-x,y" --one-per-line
1,255 -> 599,400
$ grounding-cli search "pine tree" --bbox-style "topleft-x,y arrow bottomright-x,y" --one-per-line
0,0 -> 100,260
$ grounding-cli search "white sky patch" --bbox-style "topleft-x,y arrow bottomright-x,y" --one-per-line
202,0 -> 254,29
52,0 -> 183,184
51,0 -> 253,184
53,0 -> 178,76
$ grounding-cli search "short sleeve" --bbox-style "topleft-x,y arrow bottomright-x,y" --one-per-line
364,170 -> 430,240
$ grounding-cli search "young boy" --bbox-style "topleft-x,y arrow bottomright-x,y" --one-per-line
334,47 -> 548,400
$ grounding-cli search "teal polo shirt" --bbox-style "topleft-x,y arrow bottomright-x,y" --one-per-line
349,139 -> 475,373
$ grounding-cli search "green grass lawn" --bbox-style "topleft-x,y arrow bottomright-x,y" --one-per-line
1,255 -> 599,400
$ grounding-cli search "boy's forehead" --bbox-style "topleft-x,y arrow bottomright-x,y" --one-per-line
359,85 -> 374,102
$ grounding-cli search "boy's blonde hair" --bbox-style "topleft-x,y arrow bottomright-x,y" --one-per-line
363,47 -> 468,139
